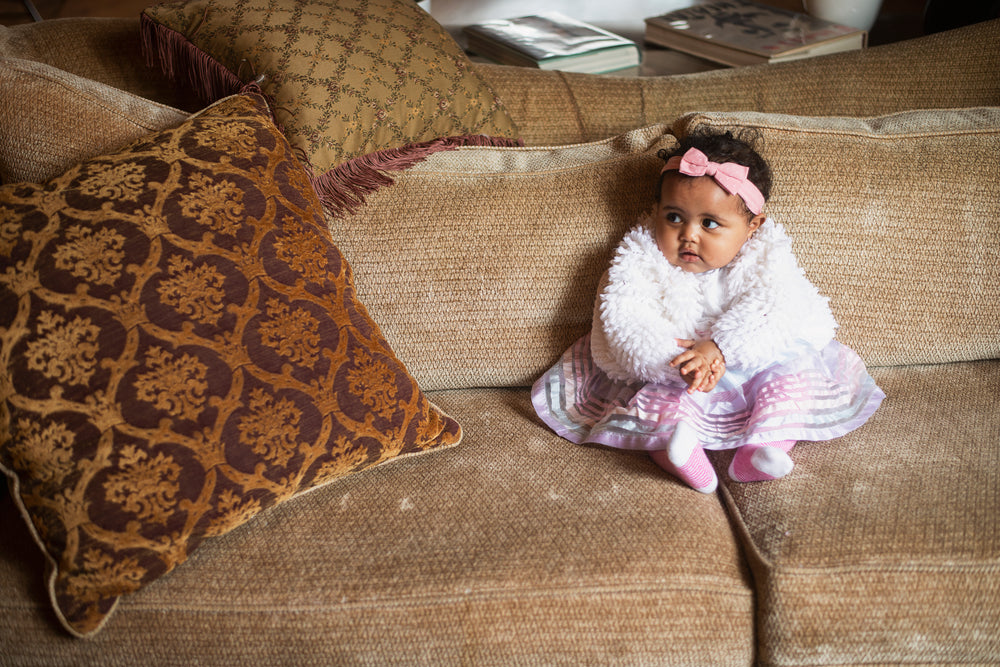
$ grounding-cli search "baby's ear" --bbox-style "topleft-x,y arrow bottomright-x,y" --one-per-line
748,213 -> 766,236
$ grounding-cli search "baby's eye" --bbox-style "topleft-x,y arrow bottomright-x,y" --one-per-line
702,219 -> 721,230
664,212 -> 683,224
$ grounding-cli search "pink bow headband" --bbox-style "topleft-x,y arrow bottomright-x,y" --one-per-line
661,147 -> 765,215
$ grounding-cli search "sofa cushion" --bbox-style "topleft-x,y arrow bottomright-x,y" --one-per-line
0,18 -> 199,111
328,124 -> 676,391
715,361 -> 1000,665
140,0 -> 520,212
0,57 -> 188,185
472,62 -> 647,146
673,107 -> 1000,367
0,93 -> 461,638
475,18 -> 1000,145
0,387 -> 755,665
675,107 -> 1000,664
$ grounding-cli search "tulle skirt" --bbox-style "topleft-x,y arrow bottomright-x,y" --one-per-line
532,333 -> 884,451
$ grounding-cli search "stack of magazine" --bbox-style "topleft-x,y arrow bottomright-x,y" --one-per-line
644,0 -> 867,67
463,12 -> 640,74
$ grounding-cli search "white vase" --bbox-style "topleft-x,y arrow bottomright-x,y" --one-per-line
803,0 -> 884,31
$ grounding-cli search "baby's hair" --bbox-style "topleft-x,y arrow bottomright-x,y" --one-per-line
657,128 -> 772,217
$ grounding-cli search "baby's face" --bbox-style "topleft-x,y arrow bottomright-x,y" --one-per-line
655,174 -> 763,273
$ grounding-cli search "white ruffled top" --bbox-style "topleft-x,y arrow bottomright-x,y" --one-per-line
590,218 -> 838,384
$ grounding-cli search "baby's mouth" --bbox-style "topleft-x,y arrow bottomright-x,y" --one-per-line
679,249 -> 701,263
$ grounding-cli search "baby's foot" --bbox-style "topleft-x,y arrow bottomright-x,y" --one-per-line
650,423 -> 718,493
728,441 -> 796,483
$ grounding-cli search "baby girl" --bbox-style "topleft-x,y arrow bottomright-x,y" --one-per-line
533,128 -> 884,493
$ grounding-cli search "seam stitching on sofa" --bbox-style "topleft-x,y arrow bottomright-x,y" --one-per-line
694,115 -> 1000,140
555,70 -> 588,143
107,583 -> 755,614
771,562 -> 1000,576
398,154 -> 657,178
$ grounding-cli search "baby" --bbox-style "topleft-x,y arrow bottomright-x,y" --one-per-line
533,128 -> 884,493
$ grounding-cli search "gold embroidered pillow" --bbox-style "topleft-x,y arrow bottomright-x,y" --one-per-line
0,93 -> 461,638
140,0 -> 521,213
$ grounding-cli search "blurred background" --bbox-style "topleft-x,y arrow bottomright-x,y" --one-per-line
4,0 -> 997,47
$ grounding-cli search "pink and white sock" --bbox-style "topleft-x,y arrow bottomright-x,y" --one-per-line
728,441 -> 796,483
650,423 -> 718,493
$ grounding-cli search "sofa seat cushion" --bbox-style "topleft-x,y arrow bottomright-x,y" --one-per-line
672,105 -> 1000,664
0,57 -> 187,185
714,360 -> 1000,665
1,387 -> 755,665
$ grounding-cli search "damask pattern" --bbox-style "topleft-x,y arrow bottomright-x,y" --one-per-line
141,0 -> 520,177
0,93 -> 461,637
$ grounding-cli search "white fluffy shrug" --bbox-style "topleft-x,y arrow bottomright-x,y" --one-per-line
591,218 -> 837,384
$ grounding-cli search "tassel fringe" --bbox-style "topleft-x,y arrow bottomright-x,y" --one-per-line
140,14 -> 523,218
314,134 -> 522,218
140,13 -> 243,104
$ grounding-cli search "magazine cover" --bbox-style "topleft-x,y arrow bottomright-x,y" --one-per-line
646,0 -> 864,61
465,12 -> 636,62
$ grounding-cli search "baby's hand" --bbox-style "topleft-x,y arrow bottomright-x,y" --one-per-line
671,339 -> 726,394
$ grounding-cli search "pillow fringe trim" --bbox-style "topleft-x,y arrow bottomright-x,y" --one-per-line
314,134 -> 522,217
139,14 -> 522,217
140,13 -> 243,103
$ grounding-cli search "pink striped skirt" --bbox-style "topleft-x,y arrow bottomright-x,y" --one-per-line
532,333 -> 884,451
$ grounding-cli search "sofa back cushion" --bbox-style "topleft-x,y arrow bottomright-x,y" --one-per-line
0,18 -> 195,109
673,107 -> 1000,367
0,57 -> 187,185
475,18 -> 1000,146
328,125 -> 675,391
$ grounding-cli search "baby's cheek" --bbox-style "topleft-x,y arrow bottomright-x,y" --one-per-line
654,228 -> 672,258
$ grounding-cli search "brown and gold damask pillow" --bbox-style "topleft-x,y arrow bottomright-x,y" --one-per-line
141,0 -> 521,213
0,93 -> 461,638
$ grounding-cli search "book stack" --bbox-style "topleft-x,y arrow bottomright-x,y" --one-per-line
644,0 -> 867,67
463,13 -> 641,74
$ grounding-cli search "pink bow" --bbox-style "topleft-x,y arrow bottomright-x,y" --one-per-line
662,147 -> 765,215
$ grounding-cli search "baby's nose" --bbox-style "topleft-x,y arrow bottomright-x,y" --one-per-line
679,221 -> 700,240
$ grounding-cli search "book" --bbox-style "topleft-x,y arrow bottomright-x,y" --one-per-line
644,0 -> 867,67
463,12 -> 640,74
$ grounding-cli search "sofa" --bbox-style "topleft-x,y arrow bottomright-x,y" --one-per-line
1,2 -> 998,664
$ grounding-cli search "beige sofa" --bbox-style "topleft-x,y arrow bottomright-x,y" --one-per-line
1,10 -> 998,666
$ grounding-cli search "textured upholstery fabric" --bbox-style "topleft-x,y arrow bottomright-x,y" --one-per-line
0,388 -> 755,666
715,361 -> 1000,665
478,19 -> 1000,145
0,57 -> 187,185
672,107 -> 1000,367
328,124 -> 676,391
0,18 -> 199,111
2,13 -> 999,666
674,103 -> 1000,667
5,17 -> 999,149
0,94 -> 460,637
141,0 -> 520,181
472,63 -> 645,146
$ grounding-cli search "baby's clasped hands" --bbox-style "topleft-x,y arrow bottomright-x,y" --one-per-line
671,339 -> 725,394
